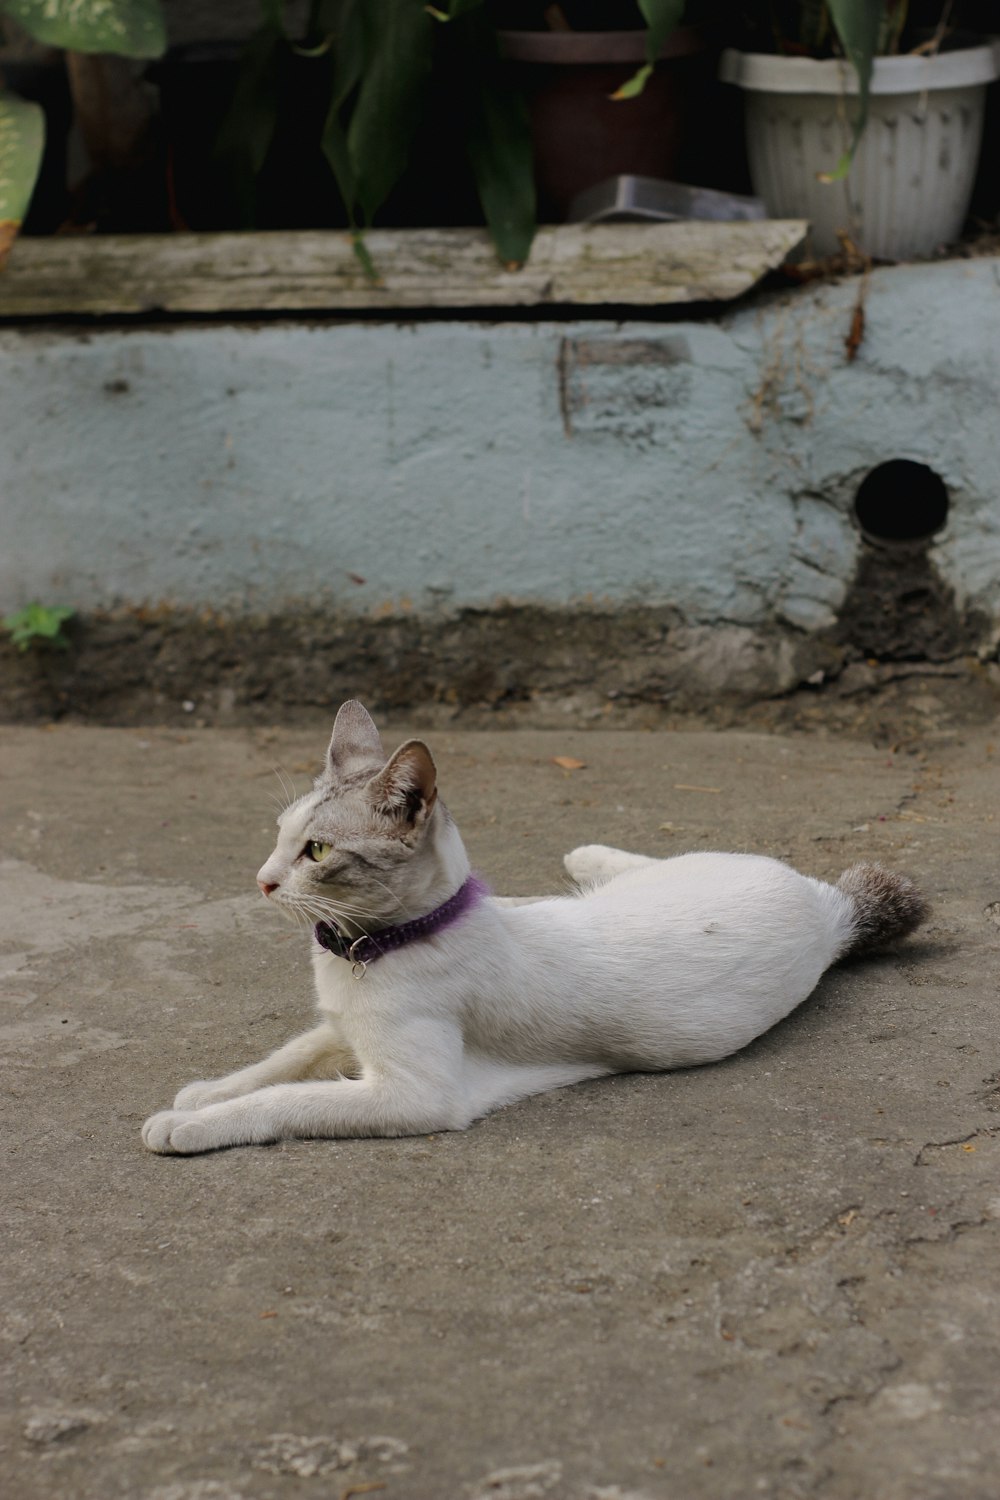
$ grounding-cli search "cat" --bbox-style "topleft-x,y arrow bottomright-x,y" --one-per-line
142,700 -> 927,1155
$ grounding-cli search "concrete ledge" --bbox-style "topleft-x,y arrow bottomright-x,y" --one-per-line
3,255 -> 1000,715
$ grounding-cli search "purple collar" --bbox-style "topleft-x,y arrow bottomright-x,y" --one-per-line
314,873 -> 489,976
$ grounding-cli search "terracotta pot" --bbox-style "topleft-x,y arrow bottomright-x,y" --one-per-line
498,28 -> 705,221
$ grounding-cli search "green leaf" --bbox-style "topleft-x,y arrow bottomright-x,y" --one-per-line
349,229 -> 379,281
3,602 -> 75,650
466,72 -> 535,266
611,63 -> 653,101
822,0 -> 883,178
637,0 -> 687,62
217,23 -> 284,177
2,0 -> 167,59
450,4 -> 535,265
426,0 -> 483,19
613,0 -> 685,101
293,39 -> 334,58
321,104 -> 355,221
215,20 -> 285,224
347,0 -> 435,225
320,0 -> 367,219
0,90 -> 44,269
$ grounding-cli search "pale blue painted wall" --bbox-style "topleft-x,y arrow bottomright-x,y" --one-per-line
3,257 -> 999,635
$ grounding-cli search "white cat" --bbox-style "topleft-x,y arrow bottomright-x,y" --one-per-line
142,701 -> 926,1155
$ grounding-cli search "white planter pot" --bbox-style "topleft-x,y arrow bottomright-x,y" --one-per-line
720,44 -> 1000,259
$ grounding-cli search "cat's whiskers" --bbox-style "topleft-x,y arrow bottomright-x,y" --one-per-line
304,903 -> 379,940
284,891 -> 380,944
361,873 -> 409,917
272,765 -> 298,814
268,892 -> 310,930
304,890 -> 380,922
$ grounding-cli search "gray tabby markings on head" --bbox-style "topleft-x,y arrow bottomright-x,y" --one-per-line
323,701 -> 437,825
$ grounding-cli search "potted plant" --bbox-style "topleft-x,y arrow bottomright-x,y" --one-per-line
183,0 -> 702,266
719,1 -> 1000,259
3,0 -> 707,270
0,0 -> 167,265
494,2 -> 709,222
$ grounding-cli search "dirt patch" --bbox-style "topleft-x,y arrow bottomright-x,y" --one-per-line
733,658 -> 1000,743
2,600 -> 999,747
835,537 -> 987,663
0,602 -> 814,725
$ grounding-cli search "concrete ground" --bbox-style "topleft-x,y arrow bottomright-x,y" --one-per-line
3,714 -> 999,1500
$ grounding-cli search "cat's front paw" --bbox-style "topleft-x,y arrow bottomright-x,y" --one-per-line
174,1079 -> 238,1111
142,1108 -> 219,1155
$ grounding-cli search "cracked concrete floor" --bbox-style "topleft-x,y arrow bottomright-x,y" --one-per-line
2,718 -> 999,1500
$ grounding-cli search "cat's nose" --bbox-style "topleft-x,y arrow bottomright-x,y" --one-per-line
257,879 -> 278,898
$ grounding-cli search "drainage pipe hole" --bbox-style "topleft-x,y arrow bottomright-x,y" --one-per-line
853,460 -> 949,544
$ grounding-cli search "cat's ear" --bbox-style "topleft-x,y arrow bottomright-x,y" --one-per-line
366,740 -> 438,827
326,700 -> 385,775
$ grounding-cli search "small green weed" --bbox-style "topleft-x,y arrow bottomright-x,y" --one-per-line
3,602 -> 75,651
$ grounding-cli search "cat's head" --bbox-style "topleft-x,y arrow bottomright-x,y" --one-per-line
256,701 -> 452,934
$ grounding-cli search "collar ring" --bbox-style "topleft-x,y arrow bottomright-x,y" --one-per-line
349,937 -> 368,979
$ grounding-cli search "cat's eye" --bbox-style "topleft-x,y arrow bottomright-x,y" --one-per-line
305,841 -> 333,862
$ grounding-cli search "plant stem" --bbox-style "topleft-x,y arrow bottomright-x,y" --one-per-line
924,0 -> 954,58
883,0 -> 908,55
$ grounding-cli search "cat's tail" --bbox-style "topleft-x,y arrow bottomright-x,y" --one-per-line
834,863 -> 929,959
